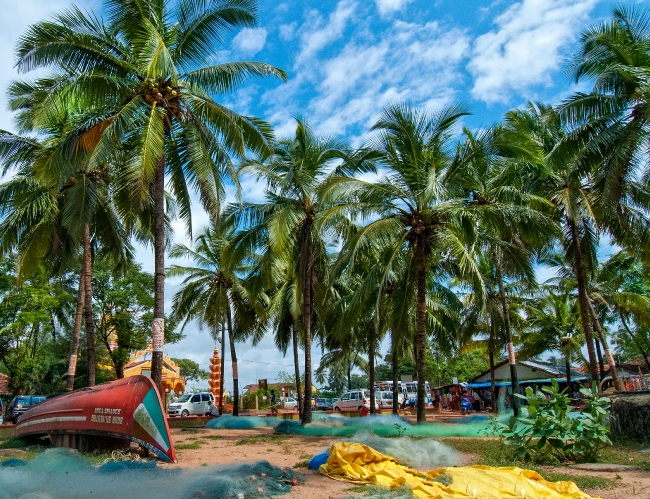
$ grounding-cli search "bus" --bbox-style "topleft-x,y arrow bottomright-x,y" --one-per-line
374,380 -> 431,406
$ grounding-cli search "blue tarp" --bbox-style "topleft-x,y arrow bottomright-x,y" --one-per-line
467,377 -> 591,389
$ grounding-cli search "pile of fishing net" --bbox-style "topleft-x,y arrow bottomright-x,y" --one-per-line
205,415 -> 285,429
319,442 -> 597,499
275,414 -> 499,438
350,430 -> 461,469
0,448 -> 304,499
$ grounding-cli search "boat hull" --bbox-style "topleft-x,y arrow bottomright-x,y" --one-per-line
15,375 -> 176,463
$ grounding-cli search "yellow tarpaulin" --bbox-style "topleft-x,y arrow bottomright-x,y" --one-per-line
319,442 -> 597,499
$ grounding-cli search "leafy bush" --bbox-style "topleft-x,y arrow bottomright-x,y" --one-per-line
496,379 -> 611,463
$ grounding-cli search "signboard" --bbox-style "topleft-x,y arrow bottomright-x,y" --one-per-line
400,375 -> 413,383
452,376 -> 459,385
258,379 -> 268,391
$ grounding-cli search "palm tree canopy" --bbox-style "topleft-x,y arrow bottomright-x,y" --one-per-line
13,0 -> 287,235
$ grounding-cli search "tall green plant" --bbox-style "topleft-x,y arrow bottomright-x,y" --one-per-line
498,380 -> 611,463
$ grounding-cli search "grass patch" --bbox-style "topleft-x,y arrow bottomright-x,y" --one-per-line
204,435 -> 221,441
540,472 -> 615,489
0,450 -> 42,463
299,453 -> 313,460
234,434 -> 289,446
344,485 -> 412,498
181,428 -> 197,433
0,437 -> 30,449
344,486 -> 368,493
599,443 -> 650,471
293,460 -> 309,468
281,443 -> 292,455
176,441 -> 203,450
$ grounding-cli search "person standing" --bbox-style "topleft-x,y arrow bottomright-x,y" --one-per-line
270,390 -> 278,415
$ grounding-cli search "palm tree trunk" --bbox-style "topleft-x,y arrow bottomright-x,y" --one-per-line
66,268 -> 85,391
219,322 -> 225,415
300,218 -> 314,425
568,218 -> 600,384
369,323 -> 377,414
291,319 -> 303,419
489,314 -> 496,412
151,156 -> 165,392
565,352 -> 572,391
347,361 -> 352,391
495,249 -> 518,416
226,299 -> 238,416
391,330 -> 399,415
620,313 -> 650,371
415,240 -> 427,423
83,223 -> 96,387
595,336 -> 605,380
588,302 -> 624,391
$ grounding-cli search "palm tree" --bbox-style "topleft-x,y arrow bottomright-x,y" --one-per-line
169,218 -> 265,415
14,0 -> 286,390
502,103 -> 612,386
327,103 -> 492,422
0,127 -> 132,388
562,5 -> 650,258
232,118 -> 370,424
521,285 -> 584,389
454,125 -> 555,414
252,248 -> 305,417
589,251 -> 650,371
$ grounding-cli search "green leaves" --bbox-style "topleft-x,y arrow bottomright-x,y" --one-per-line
496,379 -> 612,464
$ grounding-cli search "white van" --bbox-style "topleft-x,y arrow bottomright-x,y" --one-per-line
167,392 -> 215,417
376,390 -> 404,409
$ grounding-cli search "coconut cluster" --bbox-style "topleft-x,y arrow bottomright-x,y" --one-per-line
141,78 -> 179,105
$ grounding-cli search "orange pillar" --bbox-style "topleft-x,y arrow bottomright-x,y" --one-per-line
209,348 -> 222,406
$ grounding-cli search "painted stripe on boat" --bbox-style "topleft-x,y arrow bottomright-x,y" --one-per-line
17,416 -> 87,428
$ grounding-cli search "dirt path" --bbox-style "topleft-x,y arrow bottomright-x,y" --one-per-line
165,426 -> 650,499
165,427 -> 352,499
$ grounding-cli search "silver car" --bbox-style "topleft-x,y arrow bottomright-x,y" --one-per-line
332,390 -> 379,411
167,392 -> 214,417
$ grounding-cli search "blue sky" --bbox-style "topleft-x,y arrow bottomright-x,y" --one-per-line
0,0 -> 635,390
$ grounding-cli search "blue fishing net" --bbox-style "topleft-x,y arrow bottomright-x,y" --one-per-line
0,448 -> 304,499
205,415 -> 286,429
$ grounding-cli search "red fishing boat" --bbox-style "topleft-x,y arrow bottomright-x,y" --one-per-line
14,375 -> 177,463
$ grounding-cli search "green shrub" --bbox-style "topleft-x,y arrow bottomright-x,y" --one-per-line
496,380 -> 611,463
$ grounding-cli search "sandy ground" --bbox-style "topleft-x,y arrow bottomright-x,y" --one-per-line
164,425 -> 650,499
164,426 -> 352,499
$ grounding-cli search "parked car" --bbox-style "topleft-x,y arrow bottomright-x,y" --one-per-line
283,397 -> 298,410
167,392 -> 215,417
313,398 -> 332,411
6,395 -> 46,424
375,390 -> 404,409
332,390 -> 379,411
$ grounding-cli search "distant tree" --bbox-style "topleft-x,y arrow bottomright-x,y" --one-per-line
93,262 -> 181,378
172,358 -> 209,382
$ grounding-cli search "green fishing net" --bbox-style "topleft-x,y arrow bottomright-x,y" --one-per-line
274,414 -> 500,438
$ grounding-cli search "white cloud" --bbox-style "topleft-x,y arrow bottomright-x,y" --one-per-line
296,0 -> 357,65
374,0 -> 414,16
468,0 -> 599,103
279,22 -> 298,41
268,19 -> 470,138
231,27 -> 268,56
